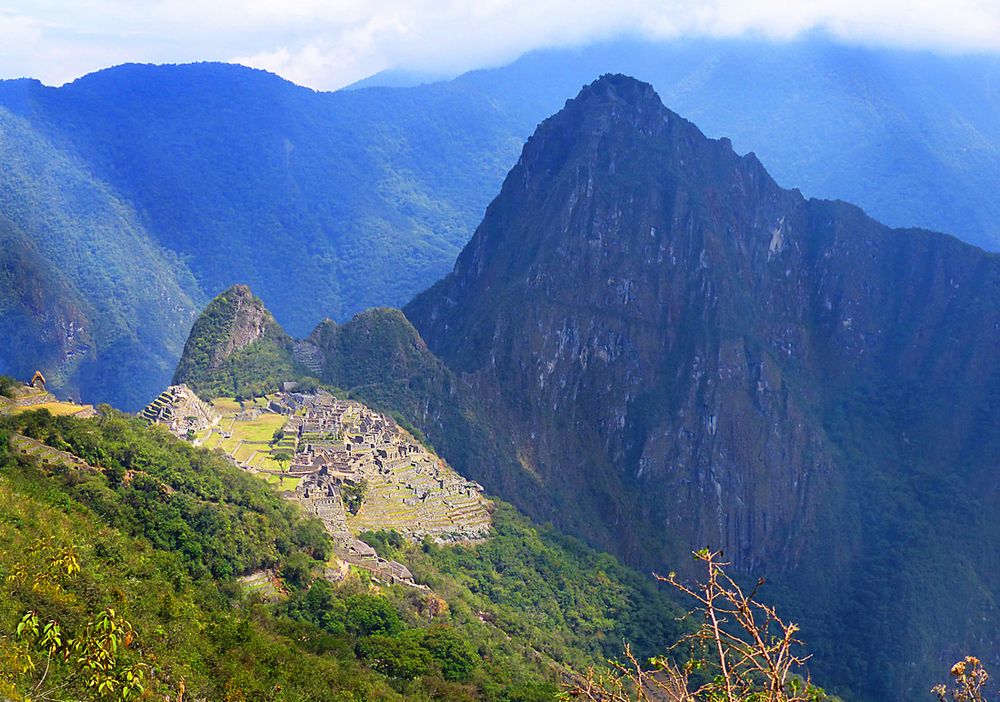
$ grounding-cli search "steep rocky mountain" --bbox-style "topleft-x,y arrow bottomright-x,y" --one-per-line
3,41 -> 1000,412
361,38 -> 1000,251
450,38 -> 1000,252
405,74 -> 1000,700
172,284 -> 299,399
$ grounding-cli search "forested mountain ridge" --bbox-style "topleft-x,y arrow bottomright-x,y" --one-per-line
404,74 -> 1000,700
0,63 -> 525,336
0,106 -> 200,409
0,63 -> 526,409
3,40 -> 1000,411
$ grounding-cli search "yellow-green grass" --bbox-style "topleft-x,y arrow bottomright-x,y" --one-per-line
12,402 -> 90,417
233,444 -> 259,463
211,398 -> 242,414
261,473 -> 300,491
256,455 -> 282,471
200,432 -> 224,450
229,414 -> 286,443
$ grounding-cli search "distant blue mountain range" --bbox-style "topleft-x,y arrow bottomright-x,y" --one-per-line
1,37 -> 998,408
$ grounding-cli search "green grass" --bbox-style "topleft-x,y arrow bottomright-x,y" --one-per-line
211,398 -> 242,413
199,431 -> 223,450
202,400 -> 288,472
12,402 -> 91,417
233,443 -> 258,463
261,473 -> 301,491
229,413 -> 286,443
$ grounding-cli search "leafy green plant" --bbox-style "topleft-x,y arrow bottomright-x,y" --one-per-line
0,375 -> 17,399
359,529 -> 406,559
342,479 -> 369,515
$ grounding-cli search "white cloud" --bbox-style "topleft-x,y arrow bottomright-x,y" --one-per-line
0,0 -> 998,89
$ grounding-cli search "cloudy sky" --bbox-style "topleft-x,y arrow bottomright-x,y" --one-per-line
1,0 -> 999,90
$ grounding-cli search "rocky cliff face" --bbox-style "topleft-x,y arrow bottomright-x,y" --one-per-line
406,75 -> 1000,699
408,75 -> 829,569
172,284 -> 298,399
207,285 -> 275,364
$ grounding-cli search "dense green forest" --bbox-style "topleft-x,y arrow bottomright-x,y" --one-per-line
0,409 -> 693,700
0,107 -> 200,409
0,64 -> 525,337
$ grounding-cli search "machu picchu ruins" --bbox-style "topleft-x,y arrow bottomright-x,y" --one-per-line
144,385 -> 492,587
139,384 -> 220,437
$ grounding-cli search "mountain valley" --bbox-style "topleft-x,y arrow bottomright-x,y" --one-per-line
155,74 -> 1000,701
1,37 -> 999,702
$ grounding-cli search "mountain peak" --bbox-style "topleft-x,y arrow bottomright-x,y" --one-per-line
172,284 -> 297,399
508,71 -> 737,194
573,73 -> 660,109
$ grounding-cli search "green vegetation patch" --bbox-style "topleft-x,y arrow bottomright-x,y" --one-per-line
0,423 -> 406,701
12,402 -> 90,417
409,504 -> 688,671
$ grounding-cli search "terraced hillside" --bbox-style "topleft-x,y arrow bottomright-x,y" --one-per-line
0,377 -> 94,418
144,388 -> 492,586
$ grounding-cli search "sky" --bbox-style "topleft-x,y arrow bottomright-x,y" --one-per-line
1,0 -> 999,91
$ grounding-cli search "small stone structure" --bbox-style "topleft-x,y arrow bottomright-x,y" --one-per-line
139,384 -> 220,438
30,370 -> 46,391
0,373 -> 94,417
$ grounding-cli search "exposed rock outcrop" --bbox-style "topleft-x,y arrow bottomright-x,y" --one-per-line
172,284 -> 300,399
405,74 -> 1000,699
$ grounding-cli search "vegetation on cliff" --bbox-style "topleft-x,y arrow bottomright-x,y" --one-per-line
0,409 -> 694,701
172,284 -> 299,401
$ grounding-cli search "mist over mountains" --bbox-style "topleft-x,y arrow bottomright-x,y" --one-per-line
3,38 -> 1000,409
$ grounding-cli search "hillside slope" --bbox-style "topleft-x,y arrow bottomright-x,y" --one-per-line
0,63 -> 525,335
0,403 -> 698,701
0,413 -> 407,700
0,106 -> 200,409
405,74 -> 1000,701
